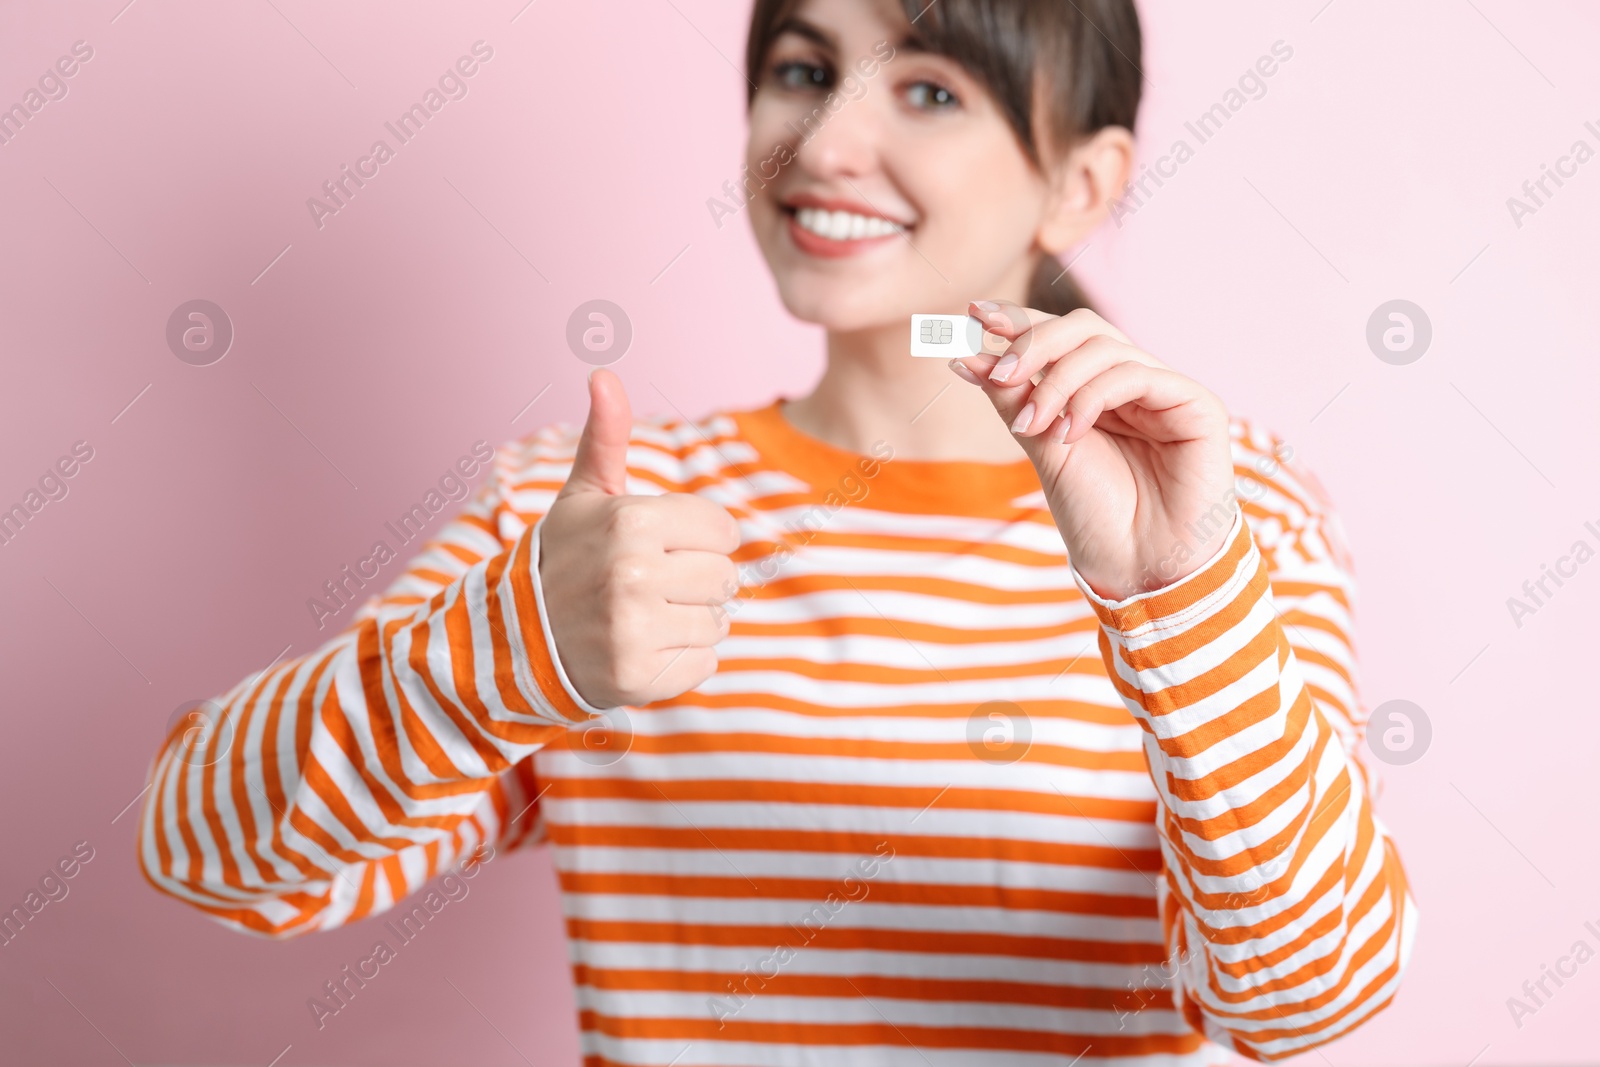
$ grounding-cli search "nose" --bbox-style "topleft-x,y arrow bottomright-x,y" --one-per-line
787,82 -> 882,182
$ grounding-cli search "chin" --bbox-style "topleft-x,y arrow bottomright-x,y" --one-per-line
770,276 -> 916,334
758,241 -> 937,334
749,204 -> 930,333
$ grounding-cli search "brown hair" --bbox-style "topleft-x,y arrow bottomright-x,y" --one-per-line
744,0 -> 1143,316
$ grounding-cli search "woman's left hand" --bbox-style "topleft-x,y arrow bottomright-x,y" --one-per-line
952,300 -> 1239,603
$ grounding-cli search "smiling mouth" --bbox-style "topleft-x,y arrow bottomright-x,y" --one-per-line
786,205 -> 909,241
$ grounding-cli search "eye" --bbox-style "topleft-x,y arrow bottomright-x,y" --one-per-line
770,59 -> 831,92
905,79 -> 960,110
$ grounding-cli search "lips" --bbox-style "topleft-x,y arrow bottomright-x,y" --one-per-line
781,195 -> 912,258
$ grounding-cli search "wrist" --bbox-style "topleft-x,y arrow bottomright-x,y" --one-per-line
1076,504 -> 1243,607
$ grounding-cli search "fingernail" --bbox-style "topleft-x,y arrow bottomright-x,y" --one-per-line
974,300 -> 1000,311
1050,412 -> 1072,443
1011,401 -> 1035,434
989,353 -> 1019,382
948,358 -> 982,385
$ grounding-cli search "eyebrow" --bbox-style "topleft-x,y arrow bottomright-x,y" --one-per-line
770,15 -> 932,57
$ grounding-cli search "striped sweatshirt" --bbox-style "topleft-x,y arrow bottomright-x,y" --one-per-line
138,396 -> 1417,1066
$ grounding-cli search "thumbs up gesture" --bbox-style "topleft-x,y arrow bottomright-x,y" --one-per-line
537,369 -> 744,709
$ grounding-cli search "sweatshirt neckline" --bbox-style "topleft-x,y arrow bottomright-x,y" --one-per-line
729,397 -> 1041,513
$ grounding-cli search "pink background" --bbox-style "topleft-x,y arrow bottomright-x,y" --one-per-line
2,0 -> 1597,1063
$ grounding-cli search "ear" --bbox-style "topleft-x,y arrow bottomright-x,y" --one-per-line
1036,125 -> 1135,255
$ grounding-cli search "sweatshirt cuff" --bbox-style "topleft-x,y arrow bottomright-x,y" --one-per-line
1069,502 -> 1254,633
520,511 -> 619,720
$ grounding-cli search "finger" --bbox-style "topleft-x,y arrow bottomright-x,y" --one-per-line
1064,399 -> 1217,446
657,600 -> 733,649
956,305 -> 1138,391
1055,362 -> 1213,447
1000,309 -> 1154,390
947,300 -> 1057,381
656,548 -> 743,607
960,300 -> 1054,375
640,644 -> 719,703
558,368 -> 634,500
966,299 -> 1055,339
982,308 -> 1142,388
968,301 -> 1132,348
1065,404 -> 1140,442
619,494 -> 743,553
1010,336 -> 1149,436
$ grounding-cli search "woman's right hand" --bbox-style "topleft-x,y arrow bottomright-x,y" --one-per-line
536,368 -> 744,710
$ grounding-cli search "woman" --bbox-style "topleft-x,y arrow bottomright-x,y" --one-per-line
138,0 -> 1417,1062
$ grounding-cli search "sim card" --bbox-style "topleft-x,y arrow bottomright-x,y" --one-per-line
909,313 -> 988,359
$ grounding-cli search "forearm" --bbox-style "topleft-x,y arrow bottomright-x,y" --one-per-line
1079,502 -> 1415,1058
138,514 -> 604,934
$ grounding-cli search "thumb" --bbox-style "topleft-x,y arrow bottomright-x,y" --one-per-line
557,368 -> 633,499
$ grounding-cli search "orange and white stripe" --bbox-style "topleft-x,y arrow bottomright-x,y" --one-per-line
138,399 -> 1416,1064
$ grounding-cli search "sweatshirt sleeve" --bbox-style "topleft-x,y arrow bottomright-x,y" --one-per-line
1069,424 -> 1418,1060
136,429 -> 612,937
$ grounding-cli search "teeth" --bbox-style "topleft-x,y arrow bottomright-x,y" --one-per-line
794,206 -> 905,241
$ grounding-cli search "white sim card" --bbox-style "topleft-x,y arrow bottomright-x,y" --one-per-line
909,313 -> 988,358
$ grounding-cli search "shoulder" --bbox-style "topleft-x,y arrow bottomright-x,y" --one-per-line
1226,412 -> 1355,576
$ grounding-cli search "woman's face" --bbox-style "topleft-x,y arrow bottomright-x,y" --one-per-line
745,0 -> 1056,332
